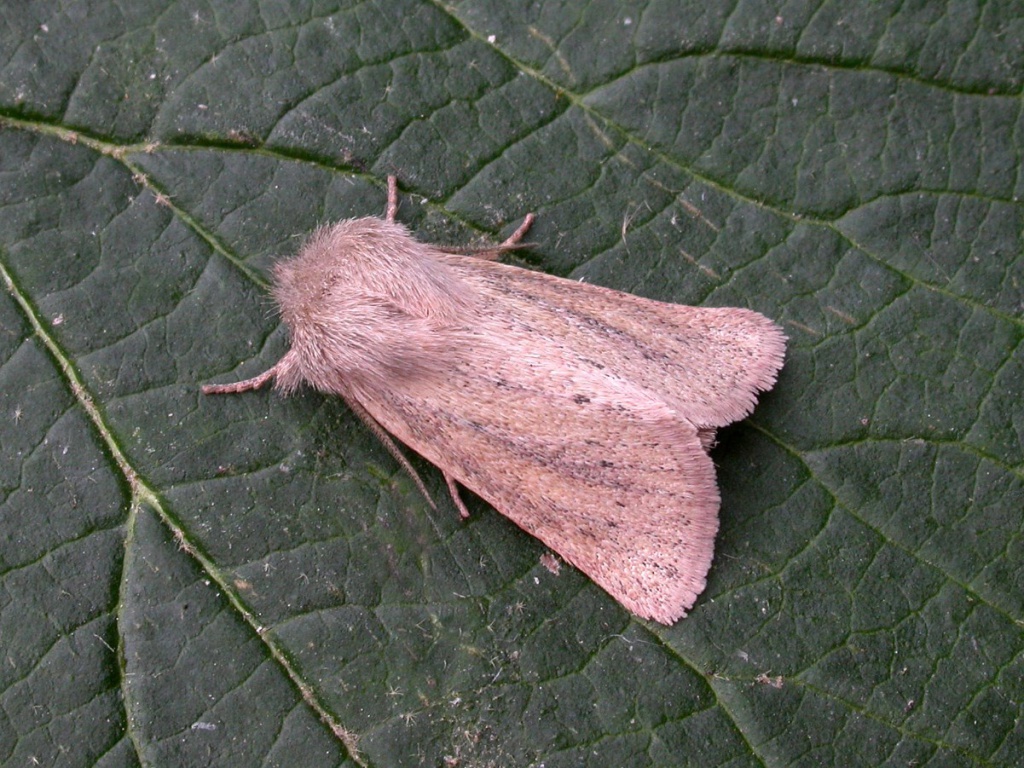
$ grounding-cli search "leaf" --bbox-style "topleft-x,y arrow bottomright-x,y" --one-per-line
1,1 -> 1021,765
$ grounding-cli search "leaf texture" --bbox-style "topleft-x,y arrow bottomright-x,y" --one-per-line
0,1 -> 1021,765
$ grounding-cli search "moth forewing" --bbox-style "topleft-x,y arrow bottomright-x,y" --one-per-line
203,177 -> 785,624
333,277 -> 734,623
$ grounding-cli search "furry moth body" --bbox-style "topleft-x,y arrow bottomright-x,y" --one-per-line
204,177 -> 786,624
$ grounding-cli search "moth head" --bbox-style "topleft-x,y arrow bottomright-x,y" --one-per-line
267,218 -> 478,394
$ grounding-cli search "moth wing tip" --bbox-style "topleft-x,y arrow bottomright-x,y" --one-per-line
609,560 -> 711,625
631,591 -> 697,625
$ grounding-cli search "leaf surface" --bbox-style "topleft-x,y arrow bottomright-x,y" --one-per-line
1,1 -> 1021,765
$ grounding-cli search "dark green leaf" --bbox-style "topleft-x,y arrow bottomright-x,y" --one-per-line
2,1 -> 1021,765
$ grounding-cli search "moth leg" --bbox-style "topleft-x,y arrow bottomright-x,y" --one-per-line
203,351 -> 302,396
384,173 -> 534,260
202,350 -> 305,394
501,213 -> 535,247
473,212 -> 536,262
444,472 -> 471,519
202,366 -> 276,395
385,175 -> 399,223
344,397 -> 438,511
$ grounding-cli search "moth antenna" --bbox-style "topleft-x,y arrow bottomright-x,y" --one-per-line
202,364 -> 278,395
385,175 -> 399,223
445,472 -> 471,519
345,396 -> 438,511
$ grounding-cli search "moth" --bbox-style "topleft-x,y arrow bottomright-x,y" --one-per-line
204,177 -> 786,624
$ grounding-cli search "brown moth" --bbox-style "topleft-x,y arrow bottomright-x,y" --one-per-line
204,177 -> 785,624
